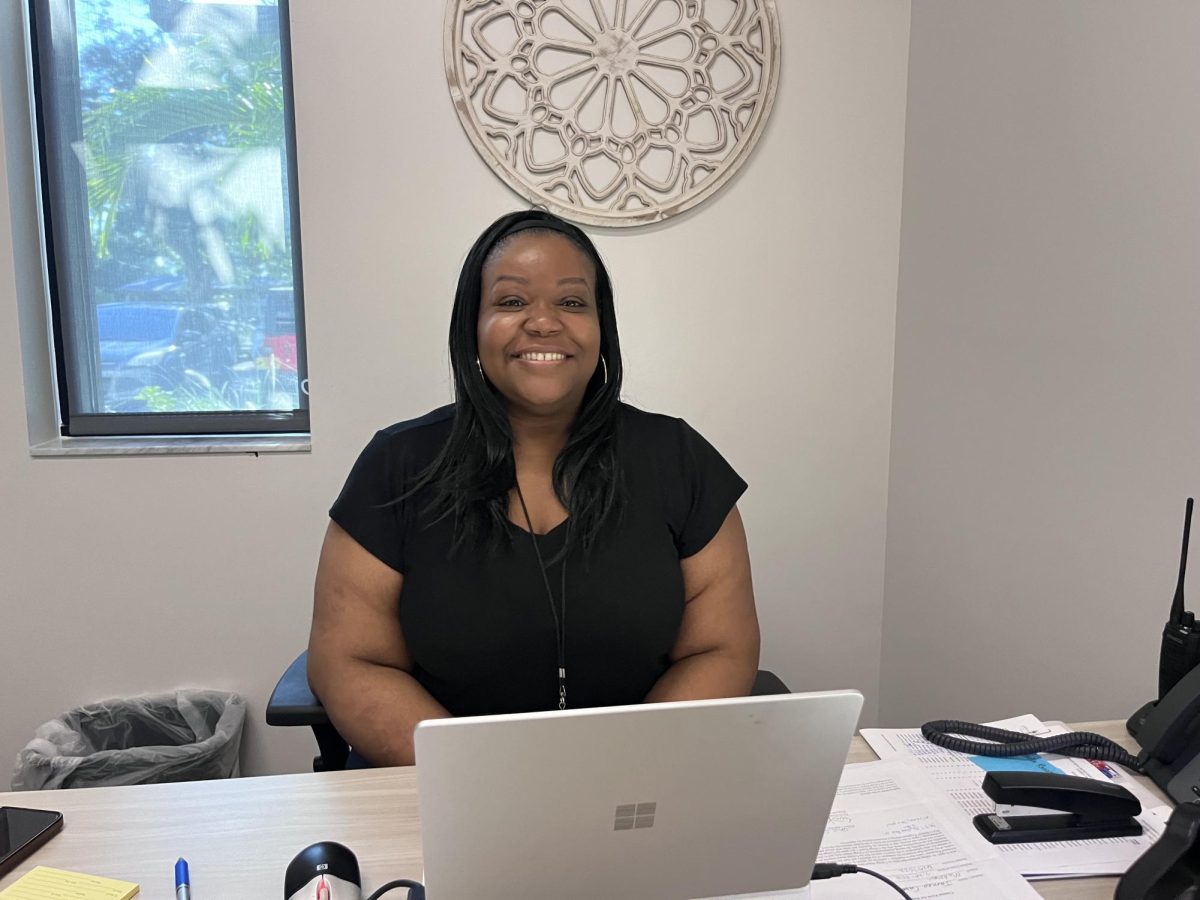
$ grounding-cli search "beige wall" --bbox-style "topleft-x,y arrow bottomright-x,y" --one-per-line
880,1 -> 1200,725
0,1 -> 910,776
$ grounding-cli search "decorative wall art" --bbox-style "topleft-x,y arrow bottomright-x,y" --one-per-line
445,0 -> 781,227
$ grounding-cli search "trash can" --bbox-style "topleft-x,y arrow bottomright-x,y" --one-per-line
11,690 -> 246,790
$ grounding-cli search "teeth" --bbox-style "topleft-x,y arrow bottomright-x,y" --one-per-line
520,352 -> 566,361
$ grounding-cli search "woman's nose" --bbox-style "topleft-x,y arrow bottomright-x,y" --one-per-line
524,303 -> 562,334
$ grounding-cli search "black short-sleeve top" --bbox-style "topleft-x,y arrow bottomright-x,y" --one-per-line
329,403 -> 746,716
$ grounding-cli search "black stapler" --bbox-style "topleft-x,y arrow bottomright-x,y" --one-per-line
972,771 -> 1143,844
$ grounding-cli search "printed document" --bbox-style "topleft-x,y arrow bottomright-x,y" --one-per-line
812,760 -> 1040,898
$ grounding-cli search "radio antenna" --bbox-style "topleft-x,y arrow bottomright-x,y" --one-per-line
1171,498 -> 1194,625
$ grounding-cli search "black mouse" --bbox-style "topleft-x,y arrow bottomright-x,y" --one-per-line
284,841 -> 361,900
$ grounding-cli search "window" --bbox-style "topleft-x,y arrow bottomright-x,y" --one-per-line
27,0 -> 308,436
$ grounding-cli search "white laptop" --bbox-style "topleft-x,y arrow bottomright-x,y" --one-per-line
414,690 -> 863,900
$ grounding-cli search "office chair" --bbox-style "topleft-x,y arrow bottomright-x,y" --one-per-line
267,650 -> 791,772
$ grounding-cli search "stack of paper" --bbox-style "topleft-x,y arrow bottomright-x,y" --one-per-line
860,714 -> 1171,879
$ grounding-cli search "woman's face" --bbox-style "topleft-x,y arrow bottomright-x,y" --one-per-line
477,231 -> 602,420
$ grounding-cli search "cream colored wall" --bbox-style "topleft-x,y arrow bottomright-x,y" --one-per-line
880,1 -> 1200,726
0,0 -> 910,776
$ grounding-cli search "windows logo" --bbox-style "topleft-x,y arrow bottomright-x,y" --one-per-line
613,801 -> 656,831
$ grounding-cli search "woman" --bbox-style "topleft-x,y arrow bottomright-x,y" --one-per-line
308,210 -> 759,767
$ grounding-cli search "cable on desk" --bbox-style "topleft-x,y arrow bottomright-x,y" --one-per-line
921,720 -> 1142,771
365,879 -> 424,900
812,863 -> 913,898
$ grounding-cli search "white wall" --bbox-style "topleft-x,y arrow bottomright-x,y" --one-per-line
880,1 -> 1200,726
0,1 -> 910,776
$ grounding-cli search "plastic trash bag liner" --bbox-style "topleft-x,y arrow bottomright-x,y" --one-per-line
11,690 -> 245,790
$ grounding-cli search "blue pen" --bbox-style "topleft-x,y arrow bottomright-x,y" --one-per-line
175,857 -> 192,900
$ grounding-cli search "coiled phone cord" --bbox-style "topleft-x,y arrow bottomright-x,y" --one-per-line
921,720 -> 1144,771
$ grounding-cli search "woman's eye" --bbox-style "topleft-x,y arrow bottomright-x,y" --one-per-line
498,297 -> 525,307
561,297 -> 586,308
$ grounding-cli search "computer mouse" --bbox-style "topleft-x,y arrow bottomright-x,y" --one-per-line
284,841 -> 362,900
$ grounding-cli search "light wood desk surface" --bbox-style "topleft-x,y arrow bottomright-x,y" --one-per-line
0,720 -> 1160,898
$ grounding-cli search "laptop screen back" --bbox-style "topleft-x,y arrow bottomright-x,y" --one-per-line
415,690 -> 863,900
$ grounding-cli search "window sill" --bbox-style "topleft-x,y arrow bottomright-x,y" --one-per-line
29,434 -> 311,457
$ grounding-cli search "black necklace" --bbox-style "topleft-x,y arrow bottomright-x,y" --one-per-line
514,483 -> 568,711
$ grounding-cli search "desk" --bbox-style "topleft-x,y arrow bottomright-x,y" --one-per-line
0,720 -> 1162,898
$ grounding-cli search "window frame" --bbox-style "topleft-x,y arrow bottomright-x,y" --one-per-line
25,0 -> 310,438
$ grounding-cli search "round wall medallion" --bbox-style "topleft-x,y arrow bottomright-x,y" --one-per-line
445,0 -> 781,227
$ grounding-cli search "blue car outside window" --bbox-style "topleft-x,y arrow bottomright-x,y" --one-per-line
97,305 -> 178,343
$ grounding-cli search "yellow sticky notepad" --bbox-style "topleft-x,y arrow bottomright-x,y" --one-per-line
0,866 -> 138,899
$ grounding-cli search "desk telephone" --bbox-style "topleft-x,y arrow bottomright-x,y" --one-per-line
1128,662 -> 1200,805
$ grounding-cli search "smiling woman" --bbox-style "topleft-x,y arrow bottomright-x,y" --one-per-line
306,210 -> 761,768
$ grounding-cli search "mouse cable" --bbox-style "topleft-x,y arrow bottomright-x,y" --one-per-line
812,863 -> 913,898
365,879 -> 424,900
370,869 -> 906,898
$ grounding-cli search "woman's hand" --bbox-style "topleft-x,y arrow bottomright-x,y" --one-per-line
645,506 -> 761,702
307,521 -> 450,766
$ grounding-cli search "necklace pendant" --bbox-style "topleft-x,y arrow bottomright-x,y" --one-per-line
559,684 -> 567,711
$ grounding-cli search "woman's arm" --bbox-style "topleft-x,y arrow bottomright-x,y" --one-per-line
644,506 -> 761,702
307,521 -> 450,766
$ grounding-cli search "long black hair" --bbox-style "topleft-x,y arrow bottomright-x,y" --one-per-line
410,210 -> 624,557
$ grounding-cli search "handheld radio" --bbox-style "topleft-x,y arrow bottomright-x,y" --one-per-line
1159,497 -> 1200,699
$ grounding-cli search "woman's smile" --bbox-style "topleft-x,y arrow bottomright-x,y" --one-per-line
513,350 -> 571,364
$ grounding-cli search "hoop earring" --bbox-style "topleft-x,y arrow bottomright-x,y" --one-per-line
601,355 -> 608,385
476,357 -> 485,381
